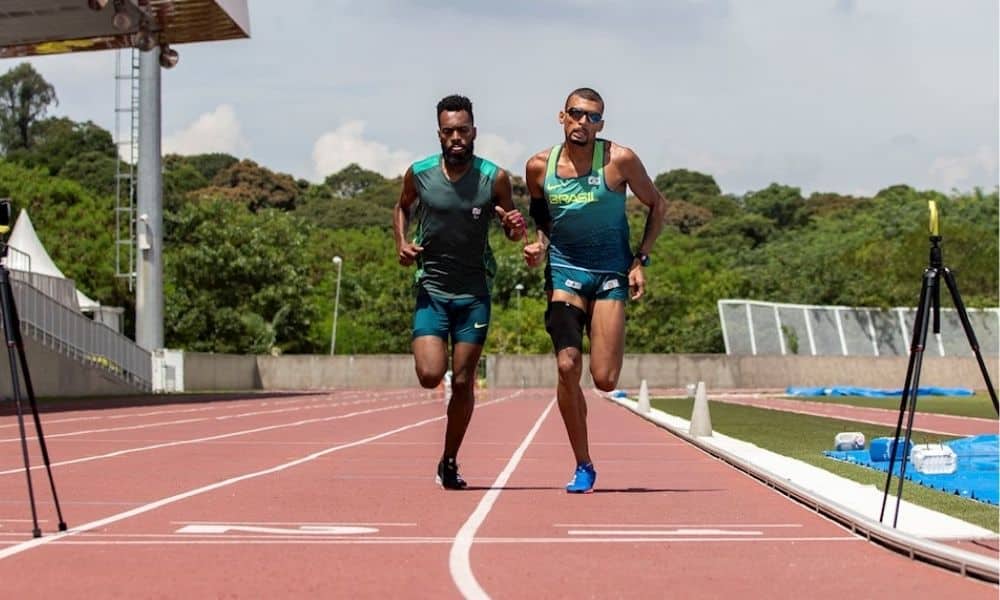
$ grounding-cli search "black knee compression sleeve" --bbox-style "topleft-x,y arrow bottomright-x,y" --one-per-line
545,301 -> 587,352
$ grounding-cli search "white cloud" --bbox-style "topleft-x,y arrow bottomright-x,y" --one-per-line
475,133 -> 527,172
929,146 -> 998,190
162,104 -> 248,156
311,120 -> 413,180
21,2 -> 997,195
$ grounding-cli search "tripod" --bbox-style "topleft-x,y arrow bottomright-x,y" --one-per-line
879,201 -> 999,527
0,235 -> 67,537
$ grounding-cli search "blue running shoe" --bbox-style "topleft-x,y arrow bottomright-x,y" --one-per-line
565,462 -> 596,493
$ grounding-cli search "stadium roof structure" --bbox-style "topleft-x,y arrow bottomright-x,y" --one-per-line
0,0 -> 249,58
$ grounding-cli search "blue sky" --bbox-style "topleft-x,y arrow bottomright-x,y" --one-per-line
19,0 -> 1000,196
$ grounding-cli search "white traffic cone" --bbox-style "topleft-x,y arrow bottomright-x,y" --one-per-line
637,379 -> 650,413
689,381 -> 713,437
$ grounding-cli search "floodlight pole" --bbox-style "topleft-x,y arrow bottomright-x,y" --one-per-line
330,256 -> 343,355
136,46 -> 163,352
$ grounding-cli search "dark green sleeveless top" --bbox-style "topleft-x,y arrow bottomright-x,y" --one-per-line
411,154 -> 500,298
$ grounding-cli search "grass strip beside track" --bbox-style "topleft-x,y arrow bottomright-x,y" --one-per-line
780,394 -> 999,419
651,398 -> 999,532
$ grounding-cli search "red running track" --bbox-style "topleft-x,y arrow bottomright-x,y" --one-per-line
0,389 -> 994,598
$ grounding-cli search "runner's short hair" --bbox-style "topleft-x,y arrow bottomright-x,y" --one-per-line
565,87 -> 604,110
437,95 -> 474,123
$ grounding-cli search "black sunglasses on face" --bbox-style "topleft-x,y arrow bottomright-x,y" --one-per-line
565,107 -> 603,124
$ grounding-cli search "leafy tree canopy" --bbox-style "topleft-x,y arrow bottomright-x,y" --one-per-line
0,63 -> 56,152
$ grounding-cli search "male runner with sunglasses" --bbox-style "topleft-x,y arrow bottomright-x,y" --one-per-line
394,94 -> 526,490
523,87 -> 667,493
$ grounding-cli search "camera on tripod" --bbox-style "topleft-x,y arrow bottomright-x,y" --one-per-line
0,195 -> 67,537
879,199 -> 998,527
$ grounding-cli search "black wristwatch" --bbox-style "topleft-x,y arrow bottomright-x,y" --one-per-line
633,251 -> 650,267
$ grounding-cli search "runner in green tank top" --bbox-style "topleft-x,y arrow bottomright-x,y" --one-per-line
393,95 -> 526,490
523,87 -> 667,493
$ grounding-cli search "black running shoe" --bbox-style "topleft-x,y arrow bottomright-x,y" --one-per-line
436,458 -> 467,490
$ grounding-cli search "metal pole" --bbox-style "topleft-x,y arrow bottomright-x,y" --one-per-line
514,283 -> 523,351
136,47 -> 163,351
330,256 -> 342,355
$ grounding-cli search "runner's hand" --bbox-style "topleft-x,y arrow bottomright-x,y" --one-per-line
398,242 -> 423,266
495,206 -> 526,241
523,241 -> 545,268
628,264 -> 646,300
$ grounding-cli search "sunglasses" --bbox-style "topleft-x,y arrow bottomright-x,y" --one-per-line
565,107 -> 603,124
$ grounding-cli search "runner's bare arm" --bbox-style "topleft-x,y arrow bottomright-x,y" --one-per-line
523,152 -> 550,267
393,167 -> 423,266
617,146 -> 666,258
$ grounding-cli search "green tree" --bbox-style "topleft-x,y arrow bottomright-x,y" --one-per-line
664,199 -> 713,233
654,169 -> 721,200
696,212 -> 777,250
743,183 -> 806,229
323,163 -> 386,198
0,63 -> 57,151
163,161 -> 208,213
0,159 -> 131,322
58,151 -> 120,198
7,117 -> 116,176
164,200 -> 320,353
801,192 -> 868,220
166,152 -> 239,182
193,159 -> 299,211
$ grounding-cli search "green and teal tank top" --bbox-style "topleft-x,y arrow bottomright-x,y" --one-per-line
543,140 -> 630,273
411,154 -> 500,298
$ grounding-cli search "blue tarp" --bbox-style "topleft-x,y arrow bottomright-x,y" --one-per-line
787,386 -> 974,398
824,434 -> 998,505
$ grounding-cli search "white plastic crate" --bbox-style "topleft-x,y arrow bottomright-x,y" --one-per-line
910,444 -> 958,475
833,431 -> 865,451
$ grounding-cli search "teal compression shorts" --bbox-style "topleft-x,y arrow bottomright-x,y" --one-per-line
412,292 -> 492,345
545,263 -> 629,302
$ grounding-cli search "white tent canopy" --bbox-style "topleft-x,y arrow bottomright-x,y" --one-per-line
5,209 -> 100,311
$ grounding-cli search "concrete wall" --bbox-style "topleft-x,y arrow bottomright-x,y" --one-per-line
256,355 -> 415,389
183,352 -> 259,391
0,335 -> 141,397
181,352 -> 999,393
491,354 -> 998,390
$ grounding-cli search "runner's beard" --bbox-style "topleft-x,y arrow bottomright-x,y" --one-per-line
568,129 -> 589,146
442,141 -> 474,166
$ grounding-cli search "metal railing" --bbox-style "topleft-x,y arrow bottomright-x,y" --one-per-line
6,279 -> 150,390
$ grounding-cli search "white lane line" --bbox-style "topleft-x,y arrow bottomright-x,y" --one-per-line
0,399 -> 437,476
10,536 -> 861,546
0,393 -> 517,561
450,397 -> 556,600
0,389 -> 413,431
553,523 -> 802,529
567,529 -> 762,536
0,416 -> 217,443
176,524 -> 379,535
171,520 -> 416,527
0,397 -> 389,443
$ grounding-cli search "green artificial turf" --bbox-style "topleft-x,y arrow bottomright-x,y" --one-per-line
650,397 -> 998,532
781,393 -> 999,419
